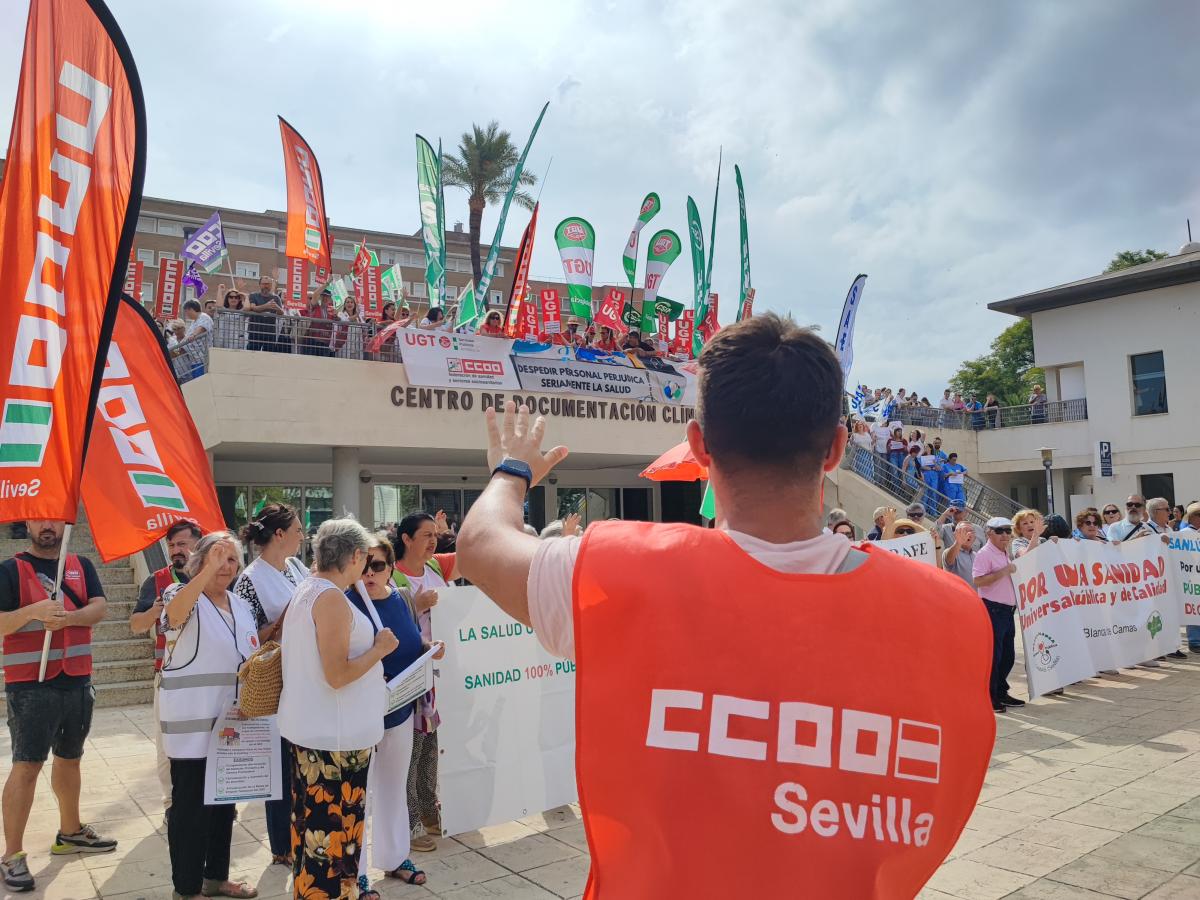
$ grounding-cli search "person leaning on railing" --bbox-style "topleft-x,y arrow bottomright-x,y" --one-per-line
299,287 -> 337,357
1028,384 -> 1047,423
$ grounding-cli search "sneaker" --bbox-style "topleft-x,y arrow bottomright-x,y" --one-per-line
410,822 -> 436,853
1001,695 -> 1026,707
1,852 -> 34,892
1169,650 -> 1188,659
51,824 -> 118,855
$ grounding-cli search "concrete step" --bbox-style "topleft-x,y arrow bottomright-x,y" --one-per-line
93,657 -> 156,685
95,619 -> 146,642
103,584 -> 139,603
106,599 -> 136,620
97,567 -> 136,587
95,680 -> 154,708
93,638 -> 155,662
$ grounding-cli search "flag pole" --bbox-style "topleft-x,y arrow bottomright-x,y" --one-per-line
36,523 -> 74,682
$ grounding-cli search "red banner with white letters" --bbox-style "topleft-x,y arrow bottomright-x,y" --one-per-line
540,288 -> 562,335
155,258 -> 182,319
673,309 -> 695,358
279,116 -> 331,273
595,287 -> 628,336
521,291 -> 541,341
504,203 -> 539,337
81,294 -> 223,561
700,291 -> 720,343
123,258 -> 143,301
361,265 -> 382,317
286,255 -> 307,311
0,0 -> 146,523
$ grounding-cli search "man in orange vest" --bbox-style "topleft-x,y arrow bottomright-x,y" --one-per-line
457,314 -> 996,899
0,520 -> 117,893
129,519 -> 202,823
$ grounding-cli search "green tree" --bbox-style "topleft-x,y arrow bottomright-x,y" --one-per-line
949,318 -> 1044,407
1104,248 -> 1167,273
442,122 -> 537,286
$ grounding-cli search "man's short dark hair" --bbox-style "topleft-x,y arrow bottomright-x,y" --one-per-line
696,313 -> 843,473
166,520 -> 203,542
182,300 -> 201,313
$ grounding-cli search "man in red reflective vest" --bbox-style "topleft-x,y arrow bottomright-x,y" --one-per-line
457,314 -> 995,899
130,519 -> 202,823
1,520 -> 116,892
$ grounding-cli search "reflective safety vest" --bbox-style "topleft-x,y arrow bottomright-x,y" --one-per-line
2,553 -> 92,684
572,522 -> 996,899
151,567 -> 183,672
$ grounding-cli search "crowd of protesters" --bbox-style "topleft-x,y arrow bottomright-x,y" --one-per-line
851,383 -> 1051,429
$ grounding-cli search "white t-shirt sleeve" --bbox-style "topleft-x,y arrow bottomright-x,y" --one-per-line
527,536 -> 581,661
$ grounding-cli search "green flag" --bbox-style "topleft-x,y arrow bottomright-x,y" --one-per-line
436,139 -> 446,308
554,217 -> 596,319
700,482 -> 715,520
415,135 -> 445,308
380,264 -> 405,304
328,276 -> 349,309
638,229 -> 683,334
622,192 -> 660,288
694,152 -> 721,358
476,101 -> 550,301
735,164 -> 752,321
455,280 -> 483,330
685,197 -> 706,344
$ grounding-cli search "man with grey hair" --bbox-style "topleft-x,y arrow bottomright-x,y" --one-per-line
1106,494 -> 1153,542
1146,498 -> 1171,534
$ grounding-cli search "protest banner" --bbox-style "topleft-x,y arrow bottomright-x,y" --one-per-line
503,203 -> 538,337
181,211 -> 228,275
735,164 -> 753,321
155,258 -> 183,319
398,328 -> 520,389
285,256 -> 307,310
834,274 -> 868,383
540,288 -> 562,335
360,264 -> 381,316
520,290 -> 541,341
672,309 -> 694,358
123,258 -> 143,302
622,192 -> 660,288
513,358 -> 654,400
594,287 -> 628,336
555,217 -> 596,319
869,531 -> 937,566
1013,536 -> 1178,697
430,586 -> 576,836
1168,531 -> 1200,626
278,117 -> 331,272
647,369 -> 696,405
639,230 -> 682,334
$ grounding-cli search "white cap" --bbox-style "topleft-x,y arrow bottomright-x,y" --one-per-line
986,517 -> 1012,530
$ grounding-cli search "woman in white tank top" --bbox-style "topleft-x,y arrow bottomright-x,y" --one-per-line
278,519 -> 396,900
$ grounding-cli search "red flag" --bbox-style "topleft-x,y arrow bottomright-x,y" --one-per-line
504,203 -> 539,337
673,309 -> 695,358
595,287 -> 628,336
0,0 -> 146,523
81,295 -> 223,561
278,116 -> 331,273
739,286 -> 755,321
699,291 -> 720,343
285,256 -> 307,311
155,258 -> 183,319
361,265 -> 382,317
352,239 -> 372,278
122,257 -> 143,301
520,291 -> 541,341
539,288 -> 562,335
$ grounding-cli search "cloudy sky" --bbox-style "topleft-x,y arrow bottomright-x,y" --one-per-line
1,0 -> 1196,395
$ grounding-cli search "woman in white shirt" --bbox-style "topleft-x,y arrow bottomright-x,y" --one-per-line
278,519 -> 396,900
159,533 -> 258,900
335,295 -> 367,359
232,503 -> 307,866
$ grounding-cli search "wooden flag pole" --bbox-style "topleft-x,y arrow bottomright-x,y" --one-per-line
36,523 -> 73,682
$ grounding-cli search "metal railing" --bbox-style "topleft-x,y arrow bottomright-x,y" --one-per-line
840,444 -> 1023,526
844,394 -> 1088,431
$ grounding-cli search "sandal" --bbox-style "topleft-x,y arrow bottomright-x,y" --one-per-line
201,879 -> 258,898
385,859 -> 427,885
270,854 -> 293,867
356,874 -> 381,899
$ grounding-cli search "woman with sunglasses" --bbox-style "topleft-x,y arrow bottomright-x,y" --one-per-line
1073,508 -> 1108,542
477,310 -> 506,336
221,289 -> 249,351
348,534 -> 442,890
1101,504 -> 1121,529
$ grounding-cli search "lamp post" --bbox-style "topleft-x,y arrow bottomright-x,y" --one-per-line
1038,446 -> 1056,516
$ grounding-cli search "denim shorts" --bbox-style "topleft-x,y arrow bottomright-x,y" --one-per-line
6,681 -> 95,763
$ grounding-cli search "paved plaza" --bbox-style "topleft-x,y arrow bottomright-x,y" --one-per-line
7,652 -> 1200,899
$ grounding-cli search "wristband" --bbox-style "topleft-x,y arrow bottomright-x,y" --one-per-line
492,457 -> 533,490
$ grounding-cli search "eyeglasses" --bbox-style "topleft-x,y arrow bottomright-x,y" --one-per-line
894,527 -> 917,536
1082,519 -> 1100,527
909,513 -> 924,520
362,559 -> 389,574
990,527 -> 1013,535
1126,502 -> 1144,509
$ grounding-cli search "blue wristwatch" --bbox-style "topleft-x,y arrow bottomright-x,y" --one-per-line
492,457 -> 533,490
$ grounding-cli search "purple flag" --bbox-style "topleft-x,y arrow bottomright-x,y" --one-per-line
181,211 -> 228,275
182,261 -> 208,299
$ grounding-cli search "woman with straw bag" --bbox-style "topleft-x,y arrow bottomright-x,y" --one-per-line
159,532 -> 259,900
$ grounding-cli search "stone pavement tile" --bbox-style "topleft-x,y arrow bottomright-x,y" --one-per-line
1001,880 -> 1117,899
416,852 -> 510,892
966,805 -> 1044,837
980,789 -> 1081,818
1053,764 -> 1143,788
88,856 -> 174,895
518,806 -> 582,833
914,889 -> 959,899
1022,776 -> 1111,803
456,821 -> 540,850
1047,853 -> 1173,899
78,833 -> 168,870
101,886 -> 175,900
520,856 -> 589,898
1090,743 -> 1191,772
434,873 -> 560,899
1033,742 -> 1121,766
414,836 -> 474,861
994,730 -> 1071,755
947,827 -> 997,860
1091,785 -> 1187,815
1052,802 -> 1159,833
547,823 -> 589,855
1133,815 -> 1200,847
1166,797 -> 1200,822
475,833 -> 581,873
922,858 -> 1036,900
31,868 -> 102,900
1142,873 -> 1200,898
1008,819 -> 1121,855
1092,832 -> 1200,873
965,837 -> 1080,877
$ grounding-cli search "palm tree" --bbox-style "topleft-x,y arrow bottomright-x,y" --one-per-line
442,121 -> 537,287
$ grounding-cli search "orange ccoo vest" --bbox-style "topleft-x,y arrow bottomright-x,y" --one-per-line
3,553 -> 92,684
572,523 -> 996,900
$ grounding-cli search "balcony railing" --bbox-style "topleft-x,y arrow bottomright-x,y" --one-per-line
844,394 -> 1088,431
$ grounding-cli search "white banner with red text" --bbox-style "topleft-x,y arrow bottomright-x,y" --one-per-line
430,586 -> 577,836
1168,530 -> 1200,626
397,328 -> 521,389
1014,536 -> 1179,698
869,531 -> 937,566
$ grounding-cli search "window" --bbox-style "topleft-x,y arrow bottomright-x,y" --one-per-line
1140,473 -> 1175,506
445,285 -> 458,301
254,231 -> 276,249
489,290 -> 503,307
235,261 -> 260,278
157,250 -> 175,265
557,487 -> 618,527
136,215 -> 157,233
139,282 -> 152,303
332,242 -> 356,260
1131,351 -> 1167,416
410,282 -> 427,298
156,219 -> 184,236
136,249 -> 155,266
495,263 -> 505,277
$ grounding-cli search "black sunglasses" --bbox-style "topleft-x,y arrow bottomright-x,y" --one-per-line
894,527 -> 917,536
1103,508 -> 1119,515
1082,519 -> 1100,527
1126,502 -> 1144,509
362,559 -> 389,574
990,527 -> 1013,535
